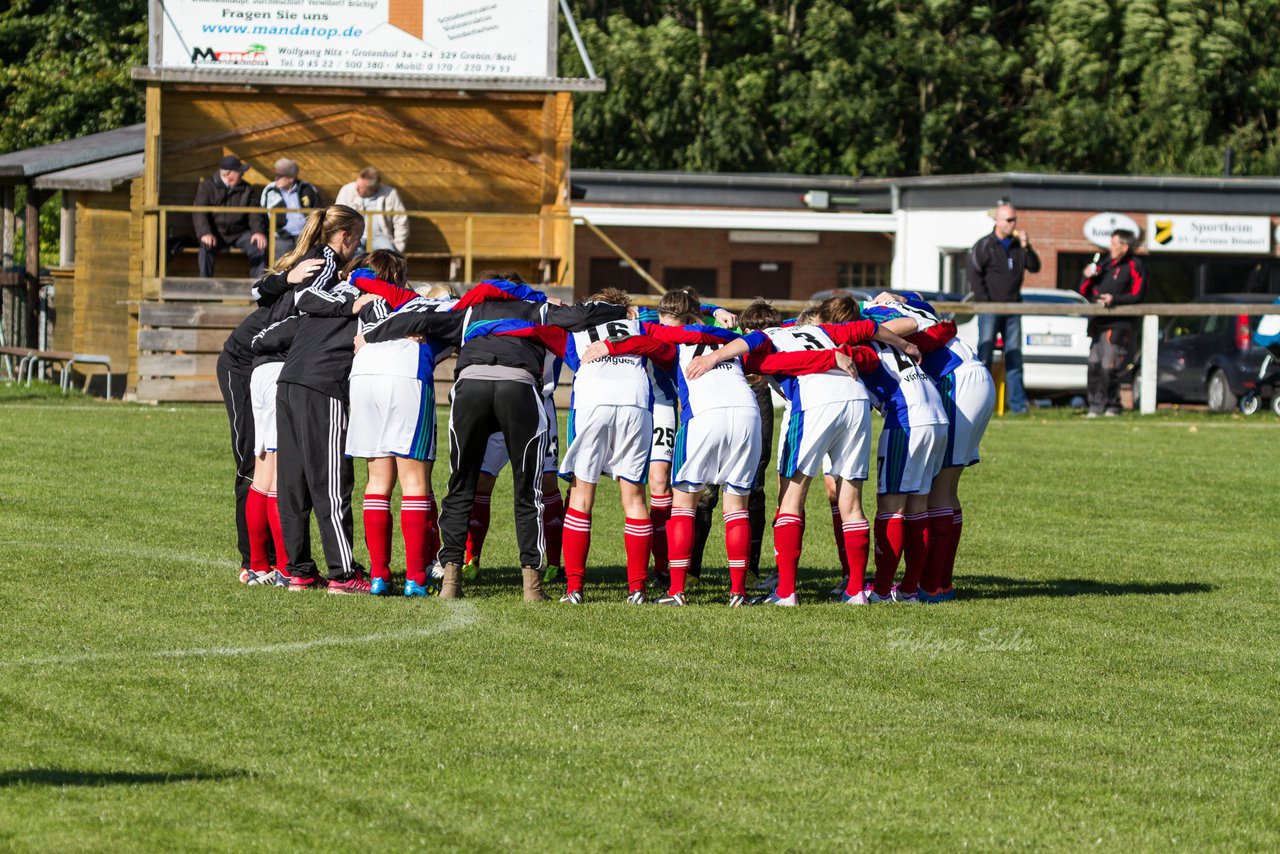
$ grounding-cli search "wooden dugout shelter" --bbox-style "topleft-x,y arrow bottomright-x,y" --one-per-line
6,0 -> 606,401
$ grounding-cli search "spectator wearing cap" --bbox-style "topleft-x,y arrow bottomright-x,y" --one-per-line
193,154 -> 269,278
260,158 -> 323,261
335,167 -> 408,253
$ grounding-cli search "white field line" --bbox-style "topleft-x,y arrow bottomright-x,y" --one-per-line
0,602 -> 479,669
0,404 -> 184,413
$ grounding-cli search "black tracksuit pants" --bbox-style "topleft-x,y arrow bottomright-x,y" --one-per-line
439,378 -> 549,570
275,381 -> 360,581
216,359 -> 256,570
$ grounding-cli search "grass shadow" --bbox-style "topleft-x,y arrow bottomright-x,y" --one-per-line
0,767 -> 248,788
959,575 -> 1215,599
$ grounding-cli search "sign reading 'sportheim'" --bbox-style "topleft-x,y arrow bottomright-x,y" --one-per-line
1145,214 -> 1272,254
157,1 -> 555,79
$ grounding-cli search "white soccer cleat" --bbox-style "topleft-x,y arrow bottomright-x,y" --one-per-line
751,591 -> 798,606
839,590 -> 870,605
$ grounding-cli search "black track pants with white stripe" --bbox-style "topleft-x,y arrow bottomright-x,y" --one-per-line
216,359 -> 256,570
275,381 -> 361,581
439,378 -> 548,570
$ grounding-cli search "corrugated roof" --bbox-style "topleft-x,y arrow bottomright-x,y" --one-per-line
0,124 -> 145,182
34,152 -> 144,192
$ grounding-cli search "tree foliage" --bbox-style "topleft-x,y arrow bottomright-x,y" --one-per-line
564,0 -> 1280,177
0,0 -> 1277,179
0,0 -> 146,153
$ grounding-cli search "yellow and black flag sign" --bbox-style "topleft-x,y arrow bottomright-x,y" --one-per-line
1154,220 -> 1175,245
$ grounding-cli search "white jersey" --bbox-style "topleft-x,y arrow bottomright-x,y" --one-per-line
564,318 -> 652,412
862,341 -> 948,429
674,340 -> 755,422
352,296 -> 455,380
761,324 -> 869,410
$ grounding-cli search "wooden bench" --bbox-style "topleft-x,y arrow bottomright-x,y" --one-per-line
0,346 -> 114,399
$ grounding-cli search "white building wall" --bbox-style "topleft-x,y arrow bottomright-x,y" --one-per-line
890,208 -> 996,292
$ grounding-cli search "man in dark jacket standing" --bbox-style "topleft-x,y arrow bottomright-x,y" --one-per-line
967,202 -> 1041,413
194,155 -> 268,278
1080,229 -> 1146,416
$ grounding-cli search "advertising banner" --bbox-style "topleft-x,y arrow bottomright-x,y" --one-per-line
1082,212 -> 1141,248
157,0 -> 554,79
1145,214 -> 1272,254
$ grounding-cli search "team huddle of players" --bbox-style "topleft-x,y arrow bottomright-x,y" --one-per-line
224,205 -> 996,606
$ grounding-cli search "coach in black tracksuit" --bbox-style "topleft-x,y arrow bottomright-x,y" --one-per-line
1080,230 -> 1147,416
363,293 -> 625,600
216,264 -> 308,573
268,243 -> 368,588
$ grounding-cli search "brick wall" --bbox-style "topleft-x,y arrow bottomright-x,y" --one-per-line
573,222 -> 893,300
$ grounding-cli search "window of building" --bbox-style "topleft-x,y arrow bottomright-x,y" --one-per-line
837,262 -> 889,290
589,257 -> 653,294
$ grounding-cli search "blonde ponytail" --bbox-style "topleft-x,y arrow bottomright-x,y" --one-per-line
271,204 -> 366,273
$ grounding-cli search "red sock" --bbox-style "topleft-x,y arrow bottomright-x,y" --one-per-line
266,491 -> 290,575
246,487 -> 271,573
562,507 -> 591,594
831,503 -> 850,579
543,490 -> 564,567
624,517 -> 653,593
842,518 -> 870,596
941,511 -> 963,590
363,493 -> 393,581
649,493 -> 672,575
773,513 -> 804,598
424,493 -> 440,564
725,509 -> 751,596
921,508 -> 954,594
872,512 -> 905,597
899,512 -> 931,595
666,507 -> 695,595
465,493 -> 491,563
401,495 -> 429,586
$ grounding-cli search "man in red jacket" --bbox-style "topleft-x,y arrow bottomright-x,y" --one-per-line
1080,229 -> 1147,416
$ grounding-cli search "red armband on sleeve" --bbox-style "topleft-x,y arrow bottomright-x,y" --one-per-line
348,272 -> 418,309
907,320 -> 956,354
822,319 -> 877,345
844,345 -> 881,375
607,336 -> 677,372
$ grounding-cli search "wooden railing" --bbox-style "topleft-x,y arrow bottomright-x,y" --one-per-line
632,295 -> 1280,415
141,205 -> 575,284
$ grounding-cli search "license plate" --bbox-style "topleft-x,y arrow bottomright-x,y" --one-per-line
1027,334 -> 1072,347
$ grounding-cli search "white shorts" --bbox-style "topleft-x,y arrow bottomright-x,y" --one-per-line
346,374 -> 437,460
672,406 -> 762,496
559,404 -> 652,485
778,399 -> 871,482
650,403 -> 676,465
481,395 -> 559,475
939,365 -> 996,468
251,362 -> 284,455
877,422 -> 947,495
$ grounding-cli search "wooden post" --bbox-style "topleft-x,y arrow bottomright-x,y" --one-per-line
464,216 -> 473,283
59,192 -> 76,267
142,83 -> 162,290
24,183 -> 43,348
1140,313 -> 1158,415
2,185 -> 13,269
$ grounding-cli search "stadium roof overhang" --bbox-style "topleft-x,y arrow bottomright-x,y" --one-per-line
0,125 -> 146,185
571,205 -> 897,233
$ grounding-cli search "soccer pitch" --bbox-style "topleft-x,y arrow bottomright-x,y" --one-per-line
2,387 -> 1277,851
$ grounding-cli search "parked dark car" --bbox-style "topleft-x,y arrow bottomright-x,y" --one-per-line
1144,295 -> 1269,412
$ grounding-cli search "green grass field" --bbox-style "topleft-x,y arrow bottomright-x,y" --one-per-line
2,382 -> 1278,851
